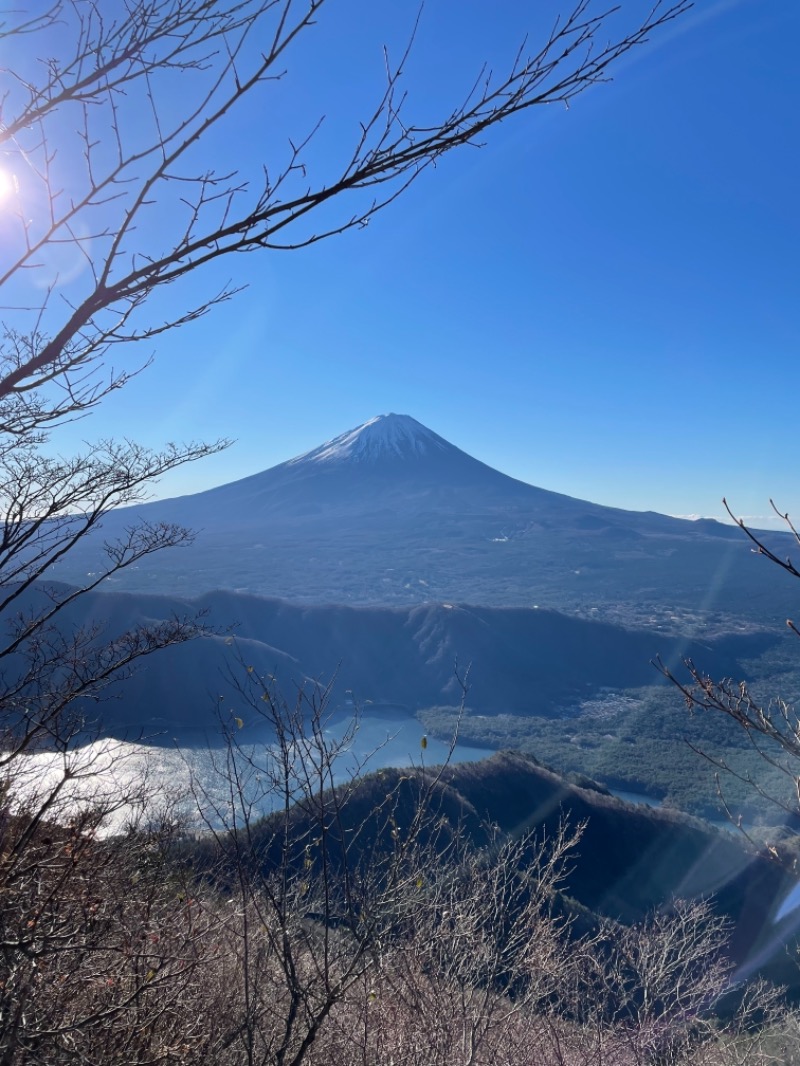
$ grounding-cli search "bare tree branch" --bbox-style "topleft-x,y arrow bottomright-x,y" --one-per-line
0,0 -> 691,412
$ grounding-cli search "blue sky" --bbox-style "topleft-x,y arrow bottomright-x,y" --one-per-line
21,0 -> 800,527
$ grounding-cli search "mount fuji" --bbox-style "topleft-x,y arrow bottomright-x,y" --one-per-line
55,414 -> 789,626
136,412 -> 621,523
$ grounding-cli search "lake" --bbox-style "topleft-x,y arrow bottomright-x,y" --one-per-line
8,711 -> 496,834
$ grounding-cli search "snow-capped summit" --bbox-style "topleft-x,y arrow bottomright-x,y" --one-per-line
288,414 -> 449,466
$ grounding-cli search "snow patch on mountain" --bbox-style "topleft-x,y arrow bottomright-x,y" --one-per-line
288,413 -> 448,465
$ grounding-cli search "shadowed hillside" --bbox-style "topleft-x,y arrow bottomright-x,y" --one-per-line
239,750 -> 800,989
6,583 -> 779,738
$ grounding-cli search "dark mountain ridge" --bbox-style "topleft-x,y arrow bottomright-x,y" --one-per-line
11,582 -> 778,739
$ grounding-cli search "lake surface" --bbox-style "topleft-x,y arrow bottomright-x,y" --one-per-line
10,712 -> 496,833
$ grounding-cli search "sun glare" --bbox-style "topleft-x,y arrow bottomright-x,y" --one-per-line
0,167 -> 16,204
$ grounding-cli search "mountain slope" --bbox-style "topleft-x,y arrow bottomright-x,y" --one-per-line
117,413 -> 638,525
51,414 -> 790,623
100,413 -> 738,531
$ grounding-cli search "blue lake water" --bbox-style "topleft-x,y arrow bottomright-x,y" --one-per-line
11,712 -> 496,833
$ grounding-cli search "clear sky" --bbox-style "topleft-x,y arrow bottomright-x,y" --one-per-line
15,0 -> 800,527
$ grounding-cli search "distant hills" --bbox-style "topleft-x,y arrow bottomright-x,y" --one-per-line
54,414 -> 792,629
